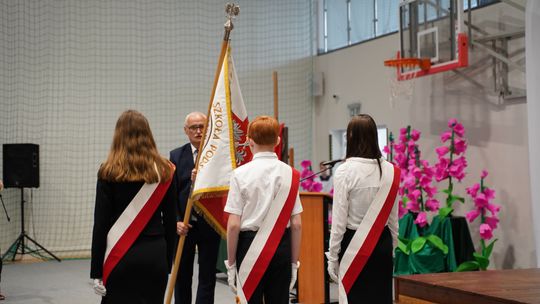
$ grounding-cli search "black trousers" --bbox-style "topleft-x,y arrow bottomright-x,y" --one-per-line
175,216 -> 220,304
338,226 -> 393,304
236,229 -> 291,304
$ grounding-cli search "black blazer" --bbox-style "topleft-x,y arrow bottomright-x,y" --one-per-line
170,143 -> 194,219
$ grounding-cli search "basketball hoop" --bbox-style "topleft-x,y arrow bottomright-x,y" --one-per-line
384,57 -> 432,71
384,57 -> 430,108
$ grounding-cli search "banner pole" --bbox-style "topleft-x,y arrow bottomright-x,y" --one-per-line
164,4 -> 239,303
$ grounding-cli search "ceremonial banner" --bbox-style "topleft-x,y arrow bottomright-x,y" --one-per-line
192,46 -> 251,237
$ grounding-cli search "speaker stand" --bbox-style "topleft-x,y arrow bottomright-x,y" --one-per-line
1,188 -> 61,262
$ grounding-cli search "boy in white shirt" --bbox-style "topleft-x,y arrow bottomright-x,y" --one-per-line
224,115 -> 302,304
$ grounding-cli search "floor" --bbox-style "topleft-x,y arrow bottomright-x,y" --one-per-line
0,258 -> 338,303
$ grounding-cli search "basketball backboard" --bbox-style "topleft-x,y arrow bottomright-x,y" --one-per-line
396,0 -> 468,79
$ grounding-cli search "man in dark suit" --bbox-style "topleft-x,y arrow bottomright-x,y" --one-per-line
170,112 -> 221,304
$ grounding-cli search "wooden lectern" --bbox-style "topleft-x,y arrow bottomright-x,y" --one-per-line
298,192 -> 332,304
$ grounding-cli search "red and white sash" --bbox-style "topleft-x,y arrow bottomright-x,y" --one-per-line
338,161 -> 400,304
235,165 -> 300,303
102,170 -> 173,285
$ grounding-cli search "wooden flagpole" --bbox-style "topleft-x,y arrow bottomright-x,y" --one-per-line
273,71 -> 279,121
164,4 -> 239,303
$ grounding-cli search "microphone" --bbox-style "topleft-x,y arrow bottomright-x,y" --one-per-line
322,159 -> 343,167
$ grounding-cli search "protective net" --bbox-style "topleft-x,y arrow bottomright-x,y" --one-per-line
0,0 -> 313,259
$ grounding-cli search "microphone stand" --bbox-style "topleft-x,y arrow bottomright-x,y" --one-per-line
300,164 -> 336,182
0,194 -> 10,222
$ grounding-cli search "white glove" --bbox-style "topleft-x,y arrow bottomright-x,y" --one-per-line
289,261 -> 300,291
327,260 -> 339,282
93,278 -> 106,297
224,260 -> 237,294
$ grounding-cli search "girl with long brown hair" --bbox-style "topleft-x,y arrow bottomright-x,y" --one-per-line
90,110 -> 178,303
326,114 -> 399,303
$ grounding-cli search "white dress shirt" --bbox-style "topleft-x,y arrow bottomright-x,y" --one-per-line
224,152 -> 303,231
327,157 -> 398,262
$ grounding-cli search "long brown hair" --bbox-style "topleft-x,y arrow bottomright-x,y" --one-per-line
98,110 -> 173,183
346,114 -> 382,176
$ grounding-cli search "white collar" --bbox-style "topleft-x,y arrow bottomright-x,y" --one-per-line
252,151 -> 278,160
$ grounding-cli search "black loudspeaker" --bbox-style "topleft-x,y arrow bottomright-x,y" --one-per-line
3,143 -> 40,188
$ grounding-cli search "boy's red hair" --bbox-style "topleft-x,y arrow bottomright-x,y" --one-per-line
248,115 -> 279,145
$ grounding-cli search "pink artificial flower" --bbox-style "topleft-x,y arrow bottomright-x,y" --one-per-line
408,189 -> 422,203
449,163 -> 466,181
300,180 -> 312,191
407,140 -> 416,152
453,138 -> 467,155
411,129 -> 421,141
448,118 -> 458,128
466,183 -> 480,198
424,185 -> 437,198
435,146 -> 450,157
440,130 -> 452,143
481,170 -> 489,179
474,193 -> 488,209
484,188 -> 496,200
453,122 -> 465,137
300,160 -> 312,168
383,145 -> 390,155
425,199 -> 440,211
311,182 -> 323,192
414,212 -> 428,228
479,223 -> 493,240
400,127 -> 407,135
412,167 -> 423,179
423,165 -> 435,178
435,160 -> 449,182
403,174 -> 416,190
486,203 -> 501,216
485,216 -> 499,230
419,175 -> 431,188
394,143 -> 406,153
466,209 -> 481,222
453,156 -> 468,168
394,153 -> 406,168
398,203 -> 408,218
406,200 -> 420,212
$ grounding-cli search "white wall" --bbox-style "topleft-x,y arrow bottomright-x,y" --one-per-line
526,0 -> 540,266
314,3 -> 535,269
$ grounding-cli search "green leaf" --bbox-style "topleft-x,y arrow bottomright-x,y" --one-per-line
402,196 -> 409,204
397,239 -> 410,255
411,237 -> 427,254
442,189 -> 451,195
426,235 -> 449,255
398,236 -> 410,245
456,261 -> 480,272
473,252 -> 490,270
455,195 -> 465,203
439,207 -> 453,218
484,239 -> 498,258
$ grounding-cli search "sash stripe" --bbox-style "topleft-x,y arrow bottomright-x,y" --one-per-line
102,176 -> 173,285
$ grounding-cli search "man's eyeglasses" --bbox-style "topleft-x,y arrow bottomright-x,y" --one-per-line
187,124 -> 204,131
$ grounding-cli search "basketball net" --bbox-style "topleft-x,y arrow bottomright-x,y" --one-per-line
387,68 -> 419,109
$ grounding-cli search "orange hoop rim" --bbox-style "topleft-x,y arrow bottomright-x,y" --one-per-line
384,57 -> 432,71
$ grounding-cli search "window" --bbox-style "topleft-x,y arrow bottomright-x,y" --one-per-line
318,0 -> 499,54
